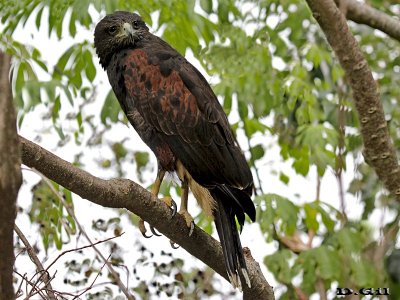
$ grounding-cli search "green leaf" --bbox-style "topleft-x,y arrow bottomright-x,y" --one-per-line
52,95 -> 61,123
317,204 -> 335,232
112,142 -> 128,161
256,195 -> 275,241
76,111 -> 83,131
200,0 -> 212,14
70,70 -> 82,88
63,85 -> 74,105
54,46 -> 75,79
35,6 -> 44,29
315,246 -> 341,281
100,90 -> 121,125
264,249 -> 293,284
351,259 -> 376,287
69,11 -> 77,37
292,155 -> 310,176
306,44 -> 322,67
237,99 -> 248,119
296,250 -> 317,293
279,172 -> 289,185
54,125 -> 65,140
334,228 -> 363,253
262,194 -> 299,235
43,80 -> 56,102
30,180 -> 76,252
14,62 -> 25,108
32,48 -> 48,72
84,50 -> 96,82
24,81 -> 41,110
223,87 -> 232,114
304,203 -> 319,232
251,144 -> 265,161
134,151 -> 149,169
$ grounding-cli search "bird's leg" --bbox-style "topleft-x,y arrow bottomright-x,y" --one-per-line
178,178 -> 195,236
170,178 -> 194,249
138,169 -> 177,238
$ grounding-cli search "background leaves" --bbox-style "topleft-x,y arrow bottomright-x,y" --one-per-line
2,0 -> 400,298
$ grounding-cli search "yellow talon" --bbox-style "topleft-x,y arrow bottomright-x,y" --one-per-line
161,196 -> 177,216
138,218 -> 152,238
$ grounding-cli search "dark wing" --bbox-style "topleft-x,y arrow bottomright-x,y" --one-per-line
122,37 -> 252,192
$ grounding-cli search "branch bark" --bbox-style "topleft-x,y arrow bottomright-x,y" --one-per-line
19,136 -> 274,299
306,0 -> 400,200
0,52 -> 22,299
337,0 -> 400,42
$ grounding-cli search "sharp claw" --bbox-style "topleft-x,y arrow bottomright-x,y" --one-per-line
150,226 -> 162,237
188,221 -> 195,236
142,231 -> 153,238
139,219 -> 153,238
170,199 -> 177,218
170,240 -> 180,249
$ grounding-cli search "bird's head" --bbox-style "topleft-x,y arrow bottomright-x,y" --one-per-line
94,11 -> 149,69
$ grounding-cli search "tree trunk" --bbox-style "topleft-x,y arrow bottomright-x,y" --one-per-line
0,51 -> 22,300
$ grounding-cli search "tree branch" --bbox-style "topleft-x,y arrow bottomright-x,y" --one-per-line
19,136 -> 274,299
0,51 -> 22,300
306,0 -> 400,200
337,0 -> 400,42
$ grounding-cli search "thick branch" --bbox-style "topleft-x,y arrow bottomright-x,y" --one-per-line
0,52 -> 22,300
339,0 -> 400,42
305,0 -> 400,199
19,136 -> 274,299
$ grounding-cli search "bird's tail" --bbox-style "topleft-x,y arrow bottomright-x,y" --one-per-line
210,186 -> 255,289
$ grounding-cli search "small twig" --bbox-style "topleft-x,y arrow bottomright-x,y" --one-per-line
374,213 -> 400,269
13,271 -> 29,298
316,173 -> 321,200
14,224 -> 56,300
278,232 -> 309,253
294,285 -> 309,300
13,270 -> 47,300
15,271 -> 26,298
26,271 -> 52,300
243,118 -> 264,194
315,278 -> 328,300
45,233 -> 124,272
72,281 -> 114,294
335,77 -> 348,224
73,254 -> 112,299
307,230 -> 315,248
112,263 -> 131,290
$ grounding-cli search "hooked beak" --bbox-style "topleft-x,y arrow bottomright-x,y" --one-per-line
123,22 -> 135,37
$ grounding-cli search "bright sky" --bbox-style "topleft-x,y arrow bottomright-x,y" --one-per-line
6,4 -> 391,300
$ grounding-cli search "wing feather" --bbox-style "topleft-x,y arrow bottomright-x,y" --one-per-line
122,43 -> 252,190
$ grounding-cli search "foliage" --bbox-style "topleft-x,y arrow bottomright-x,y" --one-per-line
2,0 -> 400,298
30,180 -> 77,252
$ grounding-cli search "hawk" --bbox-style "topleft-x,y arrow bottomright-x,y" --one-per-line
94,11 -> 255,289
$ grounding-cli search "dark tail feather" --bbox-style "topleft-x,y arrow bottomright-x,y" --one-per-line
211,187 -> 253,289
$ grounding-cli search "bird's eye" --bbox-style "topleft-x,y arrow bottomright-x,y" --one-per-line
133,21 -> 139,29
108,25 -> 117,34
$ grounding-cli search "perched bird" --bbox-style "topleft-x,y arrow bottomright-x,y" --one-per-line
94,11 -> 255,289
